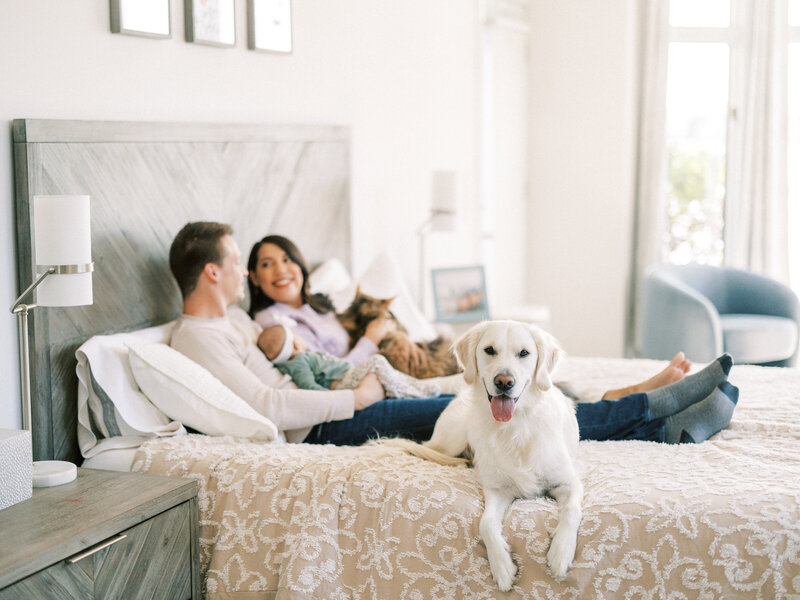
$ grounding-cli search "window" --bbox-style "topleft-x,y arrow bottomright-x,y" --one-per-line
669,0 -> 730,27
662,0 -> 799,281
663,2 -> 733,265
664,42 -> 729,265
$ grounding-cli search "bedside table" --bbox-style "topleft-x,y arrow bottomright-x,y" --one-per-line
0,468 -> 199,599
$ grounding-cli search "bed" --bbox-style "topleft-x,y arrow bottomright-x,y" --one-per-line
13,119 -> 800,599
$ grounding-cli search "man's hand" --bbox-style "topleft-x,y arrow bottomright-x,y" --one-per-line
364,316 -> 396,345
353,373 -> 385,410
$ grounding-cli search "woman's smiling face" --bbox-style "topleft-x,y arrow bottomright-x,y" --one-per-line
250,243 -> 305,308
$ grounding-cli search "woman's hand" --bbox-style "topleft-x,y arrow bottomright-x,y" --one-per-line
353,373 -> 385,410
364,316 -> 396,345
394,337 -> 428,373
292,335 -> 307,353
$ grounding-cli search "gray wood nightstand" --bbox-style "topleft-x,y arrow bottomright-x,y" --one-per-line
0,468 -> 199,599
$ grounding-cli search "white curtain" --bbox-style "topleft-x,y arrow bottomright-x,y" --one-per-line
724,0 -> 789,281
626,0 -> 669,357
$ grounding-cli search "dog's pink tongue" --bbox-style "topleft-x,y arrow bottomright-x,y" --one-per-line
490,395 -> 515,422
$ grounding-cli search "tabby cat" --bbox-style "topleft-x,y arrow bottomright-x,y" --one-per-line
337,289 -> 460,380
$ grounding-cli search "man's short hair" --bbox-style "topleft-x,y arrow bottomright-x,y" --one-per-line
169,221 -> 233,298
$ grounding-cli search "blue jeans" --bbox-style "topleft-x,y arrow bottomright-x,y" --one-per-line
576,393 -> 665,442
303,394 -> 664,446
304,395 -> 456,445
303,392 -> 666,446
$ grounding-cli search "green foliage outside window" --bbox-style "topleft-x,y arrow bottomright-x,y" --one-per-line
664,146 -> 726,265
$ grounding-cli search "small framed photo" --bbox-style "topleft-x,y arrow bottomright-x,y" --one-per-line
185,0 -> 236,47
432,266 -> 490,323
248,0 -> 293,54
110,0 -> 171,38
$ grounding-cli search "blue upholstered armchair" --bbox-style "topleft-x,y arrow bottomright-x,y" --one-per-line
639,264 -> 800,367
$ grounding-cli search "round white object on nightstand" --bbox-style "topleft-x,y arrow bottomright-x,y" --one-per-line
32,460 -> 77,487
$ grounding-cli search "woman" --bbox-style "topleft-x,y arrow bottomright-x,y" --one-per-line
248,235 -> 402,366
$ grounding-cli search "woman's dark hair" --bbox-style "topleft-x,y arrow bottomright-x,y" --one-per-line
247,234 -> 334,317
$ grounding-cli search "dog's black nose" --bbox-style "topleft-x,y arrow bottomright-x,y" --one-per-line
494,374 -> 515,392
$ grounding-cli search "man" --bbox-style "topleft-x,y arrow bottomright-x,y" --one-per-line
168,222 -> 451,444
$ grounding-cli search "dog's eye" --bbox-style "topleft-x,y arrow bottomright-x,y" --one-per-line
484,346 -> 496,356
519,349 -> 530,358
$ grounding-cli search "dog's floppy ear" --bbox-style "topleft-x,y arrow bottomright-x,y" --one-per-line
531,325 -> 564,391
454,322 -> 489,385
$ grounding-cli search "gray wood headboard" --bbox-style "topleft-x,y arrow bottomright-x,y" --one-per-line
13,119 -> 351,462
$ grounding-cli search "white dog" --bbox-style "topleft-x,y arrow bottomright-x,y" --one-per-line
387,320 -> 583,590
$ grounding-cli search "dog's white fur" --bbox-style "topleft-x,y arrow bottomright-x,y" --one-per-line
386,320 -> 582,590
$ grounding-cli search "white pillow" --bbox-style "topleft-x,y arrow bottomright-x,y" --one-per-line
76,322 -> 186,460
309,253 -> 438,342
307,257 -> 353,310
128,343 -> 280,442
357,252 -> 438,342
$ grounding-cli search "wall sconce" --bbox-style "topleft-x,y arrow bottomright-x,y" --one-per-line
417,170 -> 458,305
10,195 -> 94,487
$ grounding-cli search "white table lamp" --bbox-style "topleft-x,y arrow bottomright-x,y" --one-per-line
9,195 -> 94,487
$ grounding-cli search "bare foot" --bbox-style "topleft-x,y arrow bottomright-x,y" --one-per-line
602,352 -> 691,400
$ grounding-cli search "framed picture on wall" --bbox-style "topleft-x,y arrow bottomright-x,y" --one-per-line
110,0 -> 171,38
184,0 -> 236,47
247,0 -> 293,54
431,266 -> 490,323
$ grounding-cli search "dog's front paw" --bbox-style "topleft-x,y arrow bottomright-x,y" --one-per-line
546,534 -> 575,580
488,549 -> 517,592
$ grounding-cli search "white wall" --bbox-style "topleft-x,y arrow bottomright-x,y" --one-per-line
0,0 -> 642,429
526,0 -> 638,357
0,0 -> 481,428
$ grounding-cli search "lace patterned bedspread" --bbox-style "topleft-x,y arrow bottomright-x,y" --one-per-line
132,357 -> 800,599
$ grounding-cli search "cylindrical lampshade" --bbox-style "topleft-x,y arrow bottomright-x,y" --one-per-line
431,170 -> 458,231
33,195 -> 93,307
